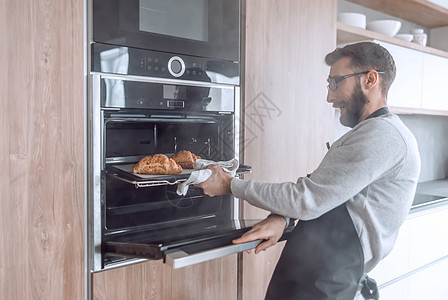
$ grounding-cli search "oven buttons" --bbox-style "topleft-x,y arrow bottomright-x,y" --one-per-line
168,56 -> 185,78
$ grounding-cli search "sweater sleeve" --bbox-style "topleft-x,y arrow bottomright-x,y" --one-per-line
231,119 -> 406,220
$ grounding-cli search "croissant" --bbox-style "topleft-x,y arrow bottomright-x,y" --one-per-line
170,150 -> 201,169
132,154 -> 182,175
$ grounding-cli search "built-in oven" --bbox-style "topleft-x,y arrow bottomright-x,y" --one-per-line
87,71 -> 294,272
87,0 -> 293,274
92,0 -> 240,62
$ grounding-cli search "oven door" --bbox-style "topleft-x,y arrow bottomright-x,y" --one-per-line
102,164 -> 293,269
104,218 -> 294,269
92,0 -> 240,62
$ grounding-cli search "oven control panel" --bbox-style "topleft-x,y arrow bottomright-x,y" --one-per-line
100,78 -> 235,112
92,43 -> 240,86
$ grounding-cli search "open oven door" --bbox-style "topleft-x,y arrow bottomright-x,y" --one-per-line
104,219 -> 294,269
101,162 -> 294,269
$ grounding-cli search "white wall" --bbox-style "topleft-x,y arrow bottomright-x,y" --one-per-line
399,114 -> 448,182
334,112 -> 448,183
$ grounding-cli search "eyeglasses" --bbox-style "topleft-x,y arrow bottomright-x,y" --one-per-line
327,70 -> 384,92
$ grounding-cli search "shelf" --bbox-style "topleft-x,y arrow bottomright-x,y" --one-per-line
346,0 -> 448,28
337,22 -> 448,59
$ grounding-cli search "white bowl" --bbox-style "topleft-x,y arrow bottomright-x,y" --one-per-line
395,33 -> 414,42
338,12 -> 366,29
366,20 -> 402,37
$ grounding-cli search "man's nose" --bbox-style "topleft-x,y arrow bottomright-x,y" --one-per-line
326,90 -> 334,103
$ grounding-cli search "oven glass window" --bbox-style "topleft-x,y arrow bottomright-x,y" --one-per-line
93,0 -> 240,62
139,0 -> 209,42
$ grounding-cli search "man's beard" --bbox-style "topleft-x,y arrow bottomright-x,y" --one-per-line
340,83 -> 368,128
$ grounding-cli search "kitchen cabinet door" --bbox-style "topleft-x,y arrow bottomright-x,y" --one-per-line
0,0 -> 85,299
379,256 -> 448,300
370,204 -> 448,286
407,205 -> 448,270
379,277 -> 410,300
421,53 -> 448,111
377,41 -> 423,109
368,217 -> 411,285
92,255 -> 237,300
407,256 -> 448,300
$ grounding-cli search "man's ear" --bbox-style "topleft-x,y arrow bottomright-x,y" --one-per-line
363,70 -> 380,91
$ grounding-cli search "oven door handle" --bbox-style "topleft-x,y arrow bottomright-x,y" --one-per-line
165,239 -> 263,269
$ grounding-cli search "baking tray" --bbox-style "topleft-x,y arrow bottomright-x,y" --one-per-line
106,163 -> 252,188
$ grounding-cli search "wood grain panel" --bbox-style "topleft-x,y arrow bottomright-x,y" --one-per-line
0,0 -> 84,299
241,0 -> 336,298
92,255 -> 237,300
337,22 -> 448,59
92,262 -> 171,300
347,0 -> 448,28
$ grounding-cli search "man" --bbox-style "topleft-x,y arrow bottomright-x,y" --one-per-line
197,42 -> 421,299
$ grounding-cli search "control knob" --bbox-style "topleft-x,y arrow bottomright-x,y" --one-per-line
168,56 -> 185,78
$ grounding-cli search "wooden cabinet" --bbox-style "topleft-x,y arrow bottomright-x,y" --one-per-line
0,0 -> 85,299
92,256 -> 237,300
241,0 -> 336,299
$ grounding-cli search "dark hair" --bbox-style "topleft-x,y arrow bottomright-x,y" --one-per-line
325,42 -> 396,97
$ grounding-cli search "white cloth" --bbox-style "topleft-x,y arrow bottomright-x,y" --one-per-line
176,158 -> 239,196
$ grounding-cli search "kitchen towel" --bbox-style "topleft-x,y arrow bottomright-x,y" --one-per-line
176,158 -> 239,196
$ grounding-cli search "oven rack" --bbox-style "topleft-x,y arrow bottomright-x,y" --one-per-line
105,164 -> 252,189
110,173 -> 188,188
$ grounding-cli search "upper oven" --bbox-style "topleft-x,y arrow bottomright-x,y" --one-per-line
92,0 -> 240,62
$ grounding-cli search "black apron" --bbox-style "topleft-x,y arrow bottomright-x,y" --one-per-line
265,108 -> 389,300
265,203 -> 364,300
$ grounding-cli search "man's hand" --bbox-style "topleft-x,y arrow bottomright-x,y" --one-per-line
232,215 -> 287,254
195,164 -> 233,197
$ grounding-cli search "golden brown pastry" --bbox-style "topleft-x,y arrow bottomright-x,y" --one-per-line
132,154 -> 182,175
170,150 -> 201,169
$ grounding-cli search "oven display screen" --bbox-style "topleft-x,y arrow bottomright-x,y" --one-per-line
139,0 -> 209,42
163,85 -> 186,100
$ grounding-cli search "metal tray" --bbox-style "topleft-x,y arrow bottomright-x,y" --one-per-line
106,163 -> 252,188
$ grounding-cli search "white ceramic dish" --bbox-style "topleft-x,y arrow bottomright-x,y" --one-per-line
338,12 -> 366,29
395,33 -> 414,42
366,20 -> 401,37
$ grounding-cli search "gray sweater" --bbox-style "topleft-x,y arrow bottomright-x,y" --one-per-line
231,113 -> 421,272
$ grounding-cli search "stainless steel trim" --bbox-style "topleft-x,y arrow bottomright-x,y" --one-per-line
89,74 -> 103,272
91,71 -> 236,89
85,1 -> 90,299
165,240 -> 262,269
105,117 -> 216,124
91,258 -> 150,273
233,86 -> 241,219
